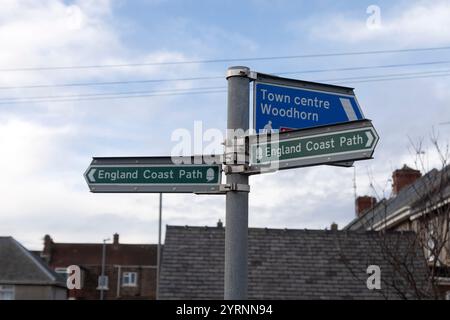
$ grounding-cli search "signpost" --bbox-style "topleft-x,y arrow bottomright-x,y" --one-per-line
254,73 -> 365,132
248,120 -> 378,172
84,156 -> 222,193
224,66 -> 251,300
85,67 -> 380,301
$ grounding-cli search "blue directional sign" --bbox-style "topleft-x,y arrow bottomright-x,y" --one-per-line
254,78 -> 365,133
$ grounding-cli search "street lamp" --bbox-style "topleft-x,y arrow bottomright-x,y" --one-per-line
100,238 -> 110,300
157,193 -> 162,300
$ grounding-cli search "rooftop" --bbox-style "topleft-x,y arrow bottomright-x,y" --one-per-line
44,234 -> 158,267
0,236 -> 65,286
159,225 -> 430,300
345,164 -> 450,231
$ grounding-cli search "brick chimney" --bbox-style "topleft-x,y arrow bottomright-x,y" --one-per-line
42,234 -> 54,263
330,222 -> 338,231
355,196 -> 377,217
113,233 -> 119,245
392,165 -> 421,195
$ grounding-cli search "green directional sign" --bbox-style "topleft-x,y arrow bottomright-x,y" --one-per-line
84,156 -> 222,193
249,120 -> 379,172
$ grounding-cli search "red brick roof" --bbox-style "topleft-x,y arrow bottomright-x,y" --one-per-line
46,240 -> 157,268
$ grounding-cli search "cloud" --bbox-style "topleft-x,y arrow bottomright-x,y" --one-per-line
250,165 -> 355,229
0,1 -> 198,248
2,0 -> 449,251
308,1 -> 450,46
0,1 -> 117,75
0,117 -> 227,250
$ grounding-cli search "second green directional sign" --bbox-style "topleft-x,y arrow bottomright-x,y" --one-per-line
249,120 -> 379,172
84,156 -> 222,193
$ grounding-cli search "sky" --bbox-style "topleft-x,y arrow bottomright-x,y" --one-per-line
1,0 -> 449,249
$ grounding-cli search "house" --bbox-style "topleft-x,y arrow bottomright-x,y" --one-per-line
159,224 -> 431,299
345,164 -> 450,299
41,233 -> 158,300
0,237 -> 67,300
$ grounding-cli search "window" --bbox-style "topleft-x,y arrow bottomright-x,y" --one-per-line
427,237 -> 436,262
446,291 -> 450,300
55,266 -> 84,289
448,221 -> 450,262
122,272 -> 138,287
0,285 -> 15,300
97,275 -> 109,290
426,222 -> 438,263
55,267 -> 69,282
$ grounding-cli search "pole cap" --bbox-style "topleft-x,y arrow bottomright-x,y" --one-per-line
226,66 -> 250,79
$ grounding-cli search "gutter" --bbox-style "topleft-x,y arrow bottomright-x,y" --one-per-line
409,198 -> 450,221
372,206 -> 411,231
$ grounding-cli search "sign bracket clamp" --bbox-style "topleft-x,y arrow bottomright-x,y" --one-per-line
195,183 -> 250,195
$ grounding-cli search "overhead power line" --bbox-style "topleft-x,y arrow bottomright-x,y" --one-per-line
1,46 -> 450,72
2,70 -> 450,105
318,68 -> 450,83
1,60 -> 450,90
0,86 -> 225,102
0,89 -> 227,105
0,76 -> 223,90
335,72 -> 450,85
0,75 -> 224,90
277,60 -> 450,76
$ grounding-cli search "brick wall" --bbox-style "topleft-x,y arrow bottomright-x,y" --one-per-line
68,265 -> 157,300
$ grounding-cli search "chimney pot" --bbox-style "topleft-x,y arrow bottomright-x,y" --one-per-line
392,165 -> 421,195
113,233 -> 119,245
42,235 -> 54,262
355,196 -> 377,217
44,234 -> 53,245
217,219 -> 223,228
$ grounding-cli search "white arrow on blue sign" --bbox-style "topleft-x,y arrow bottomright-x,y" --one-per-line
253,74 -> 365,133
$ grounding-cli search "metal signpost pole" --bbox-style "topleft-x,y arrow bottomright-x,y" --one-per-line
156,193 -> 162,299
100,238 -> 109,300
224,66 -> 250,300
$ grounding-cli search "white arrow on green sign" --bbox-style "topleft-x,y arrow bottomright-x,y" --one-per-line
248,120 -> 379,172
84,156 -> 222,193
